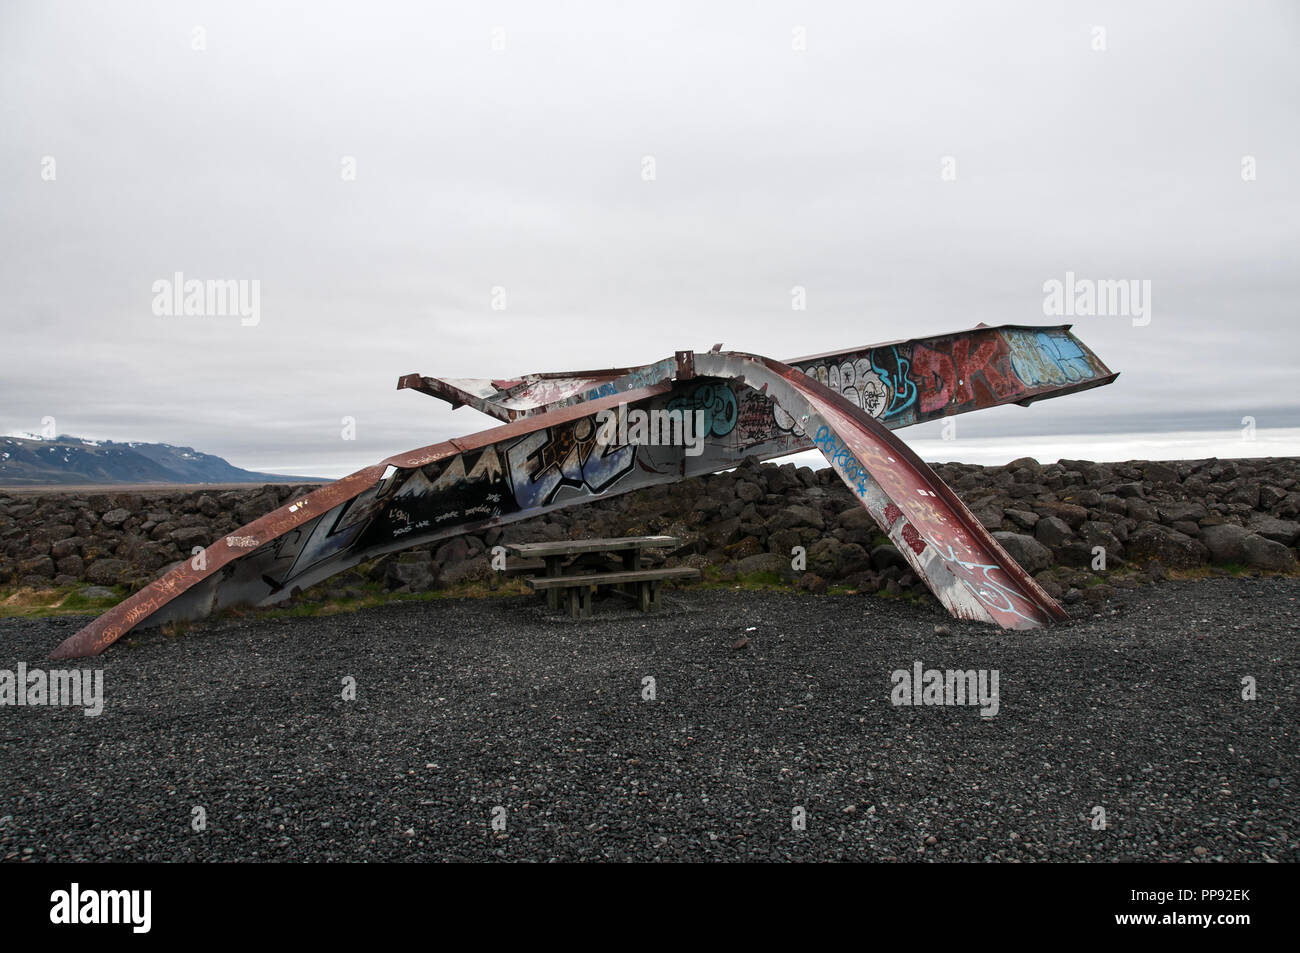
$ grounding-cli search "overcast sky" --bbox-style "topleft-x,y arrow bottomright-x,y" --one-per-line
2,0 -> 1296,477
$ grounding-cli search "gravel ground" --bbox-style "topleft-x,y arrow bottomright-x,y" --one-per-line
1,578 -> 1296,862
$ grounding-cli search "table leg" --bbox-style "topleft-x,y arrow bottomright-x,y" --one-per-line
545,556 -> 562,611
568,585 -> 591,619
620,548 -> 641,599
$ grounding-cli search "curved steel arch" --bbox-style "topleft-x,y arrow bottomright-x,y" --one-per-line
51,383 -> 677,659
693,351 -> 1067,628
51,325 -> 1112,658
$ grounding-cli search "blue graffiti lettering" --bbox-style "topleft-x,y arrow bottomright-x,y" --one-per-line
667,383 -> 737,438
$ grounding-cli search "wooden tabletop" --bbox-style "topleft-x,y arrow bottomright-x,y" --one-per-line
504,535 -> 680,557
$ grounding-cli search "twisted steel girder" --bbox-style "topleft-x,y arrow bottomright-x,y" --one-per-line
51,324 -> 1113,658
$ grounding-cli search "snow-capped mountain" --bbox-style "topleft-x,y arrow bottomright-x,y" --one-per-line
0,435 -> 326,486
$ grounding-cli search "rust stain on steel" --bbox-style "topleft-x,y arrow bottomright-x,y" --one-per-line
49,465 -> 388,659
398,357 -> 682,421
408,323 -> 1115,428
52,324 -> 1112,659
698,351 -> 1067,627
50,384 -> 674,660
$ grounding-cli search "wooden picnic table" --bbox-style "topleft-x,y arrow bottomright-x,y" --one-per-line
503,536 -> 697,616
505,535 -> 679,570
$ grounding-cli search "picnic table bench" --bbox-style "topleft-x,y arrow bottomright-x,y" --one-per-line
504,536 -> 700,617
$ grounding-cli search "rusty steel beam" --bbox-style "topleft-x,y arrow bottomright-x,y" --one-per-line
397,358 -> 681,422
403,324 -> 1115,429
51,324 -> 1115,659
694,351 -> 1068,627
51,383 -> 676,659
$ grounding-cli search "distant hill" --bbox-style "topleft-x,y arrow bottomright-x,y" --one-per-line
0,435 -> 327,486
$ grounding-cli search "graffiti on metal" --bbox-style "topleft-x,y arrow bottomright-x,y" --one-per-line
780,324 -> 1111,431
696,351 -> 1068,629
51,324 -> 1113,659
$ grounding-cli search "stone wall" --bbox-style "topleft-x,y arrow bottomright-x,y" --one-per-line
2,456 -> 1297,609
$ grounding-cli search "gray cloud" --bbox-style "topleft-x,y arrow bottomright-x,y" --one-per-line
2,0 -> 1296,476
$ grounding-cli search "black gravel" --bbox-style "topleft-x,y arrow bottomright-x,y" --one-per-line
1,578 -> 1297,862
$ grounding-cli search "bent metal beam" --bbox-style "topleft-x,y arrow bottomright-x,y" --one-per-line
51,323 -> 1116,658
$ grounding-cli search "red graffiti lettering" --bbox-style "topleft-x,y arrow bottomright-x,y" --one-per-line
912,345 -> 954,413
901,522 -> 927,555
953,336 -> 1024,404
